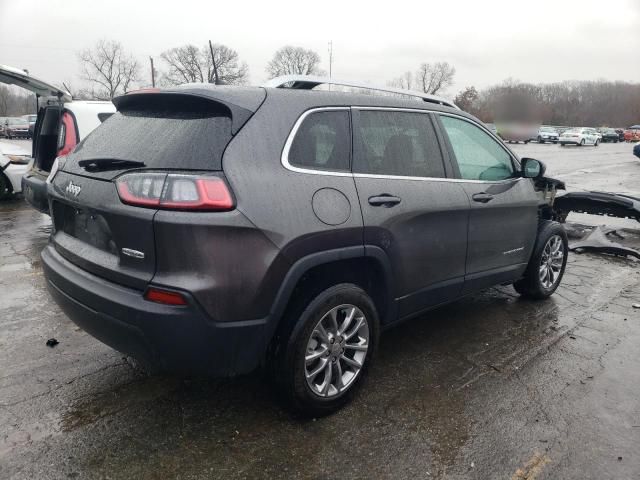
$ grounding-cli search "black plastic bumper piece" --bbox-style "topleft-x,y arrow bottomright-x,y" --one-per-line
22,171 -> 50,214
555,191 -> 640,222
42,245 -> 268,376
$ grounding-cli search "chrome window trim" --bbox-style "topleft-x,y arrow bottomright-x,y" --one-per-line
281,106 -> 524,185
281,107 -> 353,177
352,172 -> 523,185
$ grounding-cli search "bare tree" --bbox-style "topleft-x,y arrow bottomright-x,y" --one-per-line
454,86 -> 479,112
206,42 -> 249,85
416,62 -> 456,95
0,86 -> 9,116
266,46 -> 322,78
0,85 -> 36,115
78,40 -> 140,100
388,71 -> 414,90
160,43 -> 248,86
160,44 -> 204,84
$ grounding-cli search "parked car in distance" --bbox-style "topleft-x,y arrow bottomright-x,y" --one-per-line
615,129 -> 625,142
24,114 -> 37,138
624,125 -> 640,142
0,140 -> 32,199
599,128 -> 620,143
559,127 -> 600,146
497,124 -> 535,144
0,117 -> 7,138
4,117 -> 30,139
40,75 -> 569,415
0,64 -> 116,214
536,126 -> 559,144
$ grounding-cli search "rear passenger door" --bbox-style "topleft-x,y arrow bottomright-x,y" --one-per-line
436,114 -> 539,293
352,108 -> 470,319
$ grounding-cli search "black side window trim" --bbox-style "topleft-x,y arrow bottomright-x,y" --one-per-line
351,108 -> 451,179
434,112 -> 520,181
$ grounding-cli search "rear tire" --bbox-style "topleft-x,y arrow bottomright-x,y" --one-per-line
514,222 -> 568,300
560,143 -> 566,147
271,283 -> 380,416
0,173 -> 13,200
579,139 -> 585,146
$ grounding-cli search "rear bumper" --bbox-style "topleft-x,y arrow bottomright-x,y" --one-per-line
21,170 -> 50,214
42,245 -> 269,376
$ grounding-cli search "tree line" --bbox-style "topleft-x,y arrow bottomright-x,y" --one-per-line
455,80 -> 640,128
6,38 -> 639,128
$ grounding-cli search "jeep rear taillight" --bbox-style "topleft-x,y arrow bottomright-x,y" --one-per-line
115,172 -> 235,211
57,111 -> 78,157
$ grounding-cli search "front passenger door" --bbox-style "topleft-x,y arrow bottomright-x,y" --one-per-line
437,114 -> 539,293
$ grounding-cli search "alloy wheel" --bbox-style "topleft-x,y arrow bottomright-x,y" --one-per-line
539,235 -> 564,289
304,304 -> 369,398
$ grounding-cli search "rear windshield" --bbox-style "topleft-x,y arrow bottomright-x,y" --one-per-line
72,107 -> 232,170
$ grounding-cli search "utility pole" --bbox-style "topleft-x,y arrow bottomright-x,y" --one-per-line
208,40 -> 219,84
328,41 -> 333,91
150,57 -> 155,87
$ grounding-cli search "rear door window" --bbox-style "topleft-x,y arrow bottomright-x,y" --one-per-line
287,110 -> 350,172
353,110 -> 445,178
439,115 -> 514,181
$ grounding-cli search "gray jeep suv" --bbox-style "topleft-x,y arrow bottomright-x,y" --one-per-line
42,77 -> 568,415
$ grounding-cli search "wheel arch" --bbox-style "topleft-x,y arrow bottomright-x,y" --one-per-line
265,246 -> 396,348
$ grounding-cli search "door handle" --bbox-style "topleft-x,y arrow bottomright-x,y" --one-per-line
368,194 -> 401,207
472,192 -> 494,203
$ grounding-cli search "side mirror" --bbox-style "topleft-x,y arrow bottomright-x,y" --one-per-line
521,158 -> 546,179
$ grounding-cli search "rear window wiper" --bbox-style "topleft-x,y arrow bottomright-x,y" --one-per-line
78,159 -> 146,172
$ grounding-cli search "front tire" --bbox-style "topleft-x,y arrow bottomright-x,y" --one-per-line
579,139 -> 585,146
514,222 -> 568,299
271,283 -> 380,416
538,136 -> 544,144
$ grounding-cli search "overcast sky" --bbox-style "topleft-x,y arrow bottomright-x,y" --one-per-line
1,0 -> 639,95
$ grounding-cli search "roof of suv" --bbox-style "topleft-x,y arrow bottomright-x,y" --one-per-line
119,84 -> 468,119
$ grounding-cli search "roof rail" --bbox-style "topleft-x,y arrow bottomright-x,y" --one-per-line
262,75 -> 459,109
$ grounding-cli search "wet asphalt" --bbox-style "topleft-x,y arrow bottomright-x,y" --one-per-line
1,141 -> 640,479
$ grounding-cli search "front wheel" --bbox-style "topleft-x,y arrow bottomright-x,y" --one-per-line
271,283 -> 379,416
514,222 -> 568,299
560,143 -> 566,147
538,136 -> 544,144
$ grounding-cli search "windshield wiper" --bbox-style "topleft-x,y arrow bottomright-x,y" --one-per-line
78,159 -> 146,172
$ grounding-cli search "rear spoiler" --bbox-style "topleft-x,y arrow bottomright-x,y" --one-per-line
114,87 -> 266,135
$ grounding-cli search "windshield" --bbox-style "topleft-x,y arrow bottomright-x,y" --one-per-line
540,127 -> 555,132
564,128 -> 580,134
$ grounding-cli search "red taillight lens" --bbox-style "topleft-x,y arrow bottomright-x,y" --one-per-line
144,287 -> 188,306
57,111 -> 78,157
115,173 -> 234,211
